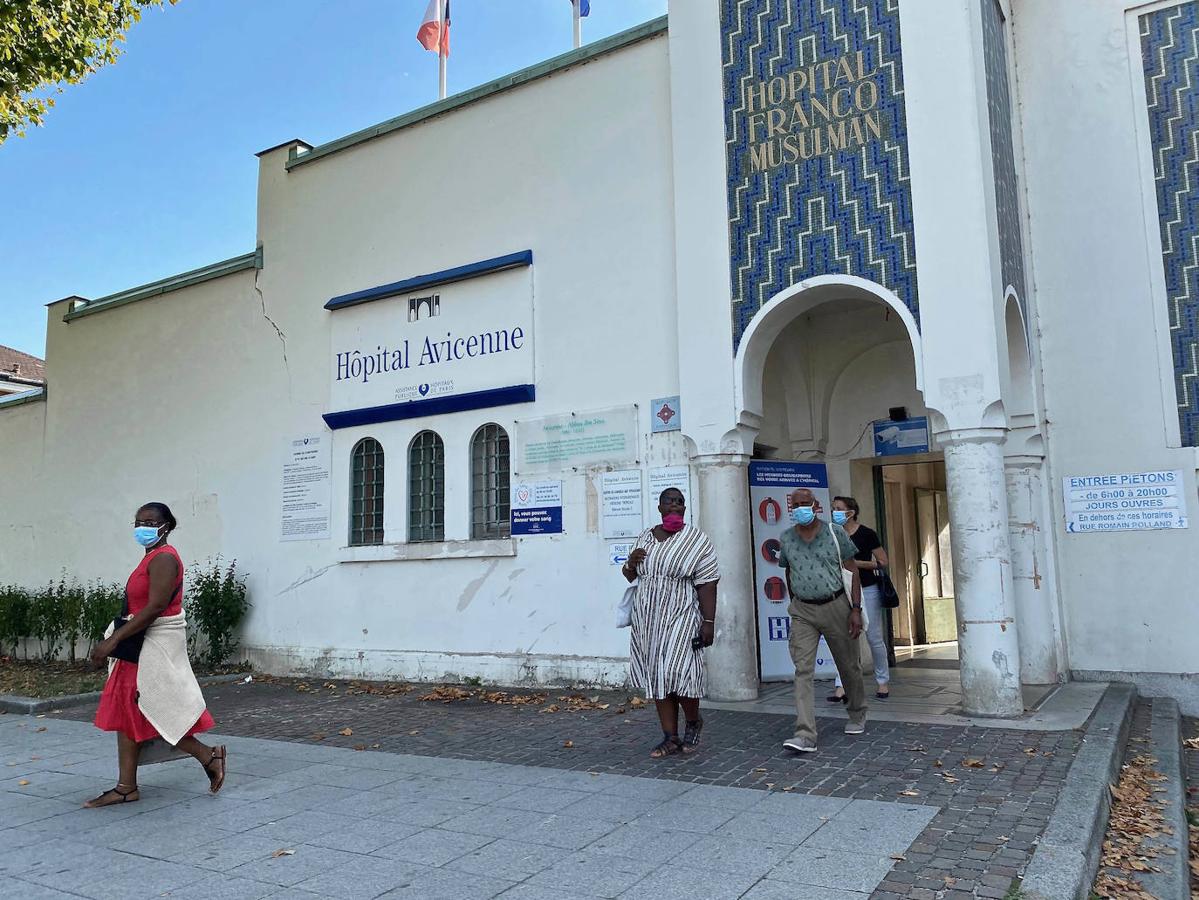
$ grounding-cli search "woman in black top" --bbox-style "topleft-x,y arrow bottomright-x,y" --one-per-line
829,496 -> 891,701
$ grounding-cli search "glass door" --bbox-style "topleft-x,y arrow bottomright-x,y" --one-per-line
915,488 -> 956,643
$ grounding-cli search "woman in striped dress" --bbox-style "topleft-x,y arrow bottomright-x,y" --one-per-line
622,488 -> 720,758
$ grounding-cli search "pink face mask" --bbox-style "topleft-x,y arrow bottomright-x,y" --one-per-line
662,513 -> 685,533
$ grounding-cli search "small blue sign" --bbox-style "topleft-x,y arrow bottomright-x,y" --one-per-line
511,507 -> 562,535
650,396 -> 681,433
767,617 -> 790,642
873,417 -> 930,457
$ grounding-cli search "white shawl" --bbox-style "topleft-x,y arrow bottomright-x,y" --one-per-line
106,613 -> 207,746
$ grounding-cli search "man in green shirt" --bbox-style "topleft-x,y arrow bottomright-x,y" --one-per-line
777,487 -> 866,753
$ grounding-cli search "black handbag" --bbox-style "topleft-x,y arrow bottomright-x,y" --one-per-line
108,584 -> 181,663
877,570 -> 900,609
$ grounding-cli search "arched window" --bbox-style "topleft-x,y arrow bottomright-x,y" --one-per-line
409,430 -> 445,542
471,424 -> 511,539
350,438 -> 385,546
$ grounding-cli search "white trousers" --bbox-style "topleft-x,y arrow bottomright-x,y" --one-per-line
834,583 -> 890,688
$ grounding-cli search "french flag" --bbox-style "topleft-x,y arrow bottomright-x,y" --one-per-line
417,0 -> 450,56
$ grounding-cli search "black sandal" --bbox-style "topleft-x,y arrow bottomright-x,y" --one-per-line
826,693 -> 848,704
203,745 -> 227,794
83,783 -> 138,808
682,718 -> 704,754
649,733 -> 683,758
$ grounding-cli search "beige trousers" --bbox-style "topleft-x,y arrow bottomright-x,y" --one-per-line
788,594 -> 867,742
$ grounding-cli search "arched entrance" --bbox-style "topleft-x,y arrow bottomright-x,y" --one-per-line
733,278 -> 972,703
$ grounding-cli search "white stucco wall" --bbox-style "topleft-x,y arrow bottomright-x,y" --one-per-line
0,33 -> 680,688
1014,0 -> 1199,687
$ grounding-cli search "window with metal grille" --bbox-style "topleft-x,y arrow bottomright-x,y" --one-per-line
408,430 -> 445,542
471,424 -> 511,539
349,438 -> 385,546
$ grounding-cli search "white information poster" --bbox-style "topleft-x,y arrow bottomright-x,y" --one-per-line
648,466 -> 691,522
1063,470 -> 1188,533
609,542 -> 634,566
747,461 -> 836,681
601,470 -> 644,539
515,405 -> 639,473
280,435 -> 332,542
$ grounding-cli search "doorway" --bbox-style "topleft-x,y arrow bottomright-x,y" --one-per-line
874,460 -> 960,670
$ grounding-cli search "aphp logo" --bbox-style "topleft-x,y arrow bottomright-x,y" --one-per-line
768,617 -> 789,641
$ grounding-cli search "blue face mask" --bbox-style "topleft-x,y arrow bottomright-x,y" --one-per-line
133,525 -> 164,547
832,510 -> 849,526
790,506 -> 816,526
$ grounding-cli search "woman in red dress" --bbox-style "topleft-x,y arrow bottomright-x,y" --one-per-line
85,502 -> 226,807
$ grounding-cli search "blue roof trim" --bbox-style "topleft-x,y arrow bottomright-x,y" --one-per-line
322,384 -> 536,430
325,250 -> 533,311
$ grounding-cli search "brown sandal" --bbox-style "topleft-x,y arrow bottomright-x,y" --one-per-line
203,745 -> 227,794
83,783 -> 139,808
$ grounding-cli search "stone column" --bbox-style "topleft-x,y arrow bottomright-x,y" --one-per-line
694,453 -> 758,701
1004,455 -> 1061,684
940,429 -> 1024,716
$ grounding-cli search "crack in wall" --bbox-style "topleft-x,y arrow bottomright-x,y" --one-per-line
255,267 -> 292,401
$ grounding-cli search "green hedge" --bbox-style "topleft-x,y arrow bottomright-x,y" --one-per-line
0,558 -> 250,667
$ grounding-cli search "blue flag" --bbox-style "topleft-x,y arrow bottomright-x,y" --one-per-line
575,0 -> 590,16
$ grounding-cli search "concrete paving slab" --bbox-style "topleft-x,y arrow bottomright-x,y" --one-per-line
291,856 -> 433,899
371,827 -> 496,866
525,850 -> 658,898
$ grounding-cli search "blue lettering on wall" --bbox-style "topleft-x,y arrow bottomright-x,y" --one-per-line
334,326 -> 526,384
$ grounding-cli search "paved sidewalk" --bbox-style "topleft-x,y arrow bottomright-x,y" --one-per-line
2,717 -> 937,900
34,679 -> 1082,898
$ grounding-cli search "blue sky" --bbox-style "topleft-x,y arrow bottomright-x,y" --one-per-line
0,0 -> 666,358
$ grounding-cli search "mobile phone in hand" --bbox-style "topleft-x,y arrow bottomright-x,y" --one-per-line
691,635 -> 703,651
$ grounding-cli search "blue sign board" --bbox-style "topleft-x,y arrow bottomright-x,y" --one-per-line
650,396 -> 681,433
510,480 -> 563,536
873,417 -> 930,457
748,461 -> 829,489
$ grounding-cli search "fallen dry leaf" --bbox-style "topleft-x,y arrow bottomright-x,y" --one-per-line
352,744 -> 366,751
765,782 -> 775,789
271,849 -> 295,858
35,727 -> 46,733
563,740 -> 574,749
418,686 -> 473,703
900,789 -> 920,797
890,854 -> 906,861
371,743 -> 381,749
962,758 -> 985,768
629,696 -> 646,708
309,732 -> 326,741
1183,736 -> 1199,750
338,728 -> 353,737
408,730 -> 420,736
17,779 -> 29,786
934,760 -> 943,768
940,773 -> 960,784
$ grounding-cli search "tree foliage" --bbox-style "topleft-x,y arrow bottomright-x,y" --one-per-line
0,0 -> 177,145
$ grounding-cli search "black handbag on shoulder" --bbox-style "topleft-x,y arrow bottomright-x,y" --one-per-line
108,584 -> 181,663
877,569 -> 900,609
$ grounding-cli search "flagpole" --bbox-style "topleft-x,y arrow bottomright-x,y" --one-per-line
438,0 -> 448,99
573,0 -> 582,49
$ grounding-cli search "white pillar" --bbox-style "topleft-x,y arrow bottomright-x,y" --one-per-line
1004,455 -> 1060,684
694,453 -> 758,701
940,430 -> 1024,716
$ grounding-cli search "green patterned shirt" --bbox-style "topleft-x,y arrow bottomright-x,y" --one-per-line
777,521 -> 856,600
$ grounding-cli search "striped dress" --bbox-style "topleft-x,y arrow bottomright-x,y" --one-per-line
628,525 -> 720,700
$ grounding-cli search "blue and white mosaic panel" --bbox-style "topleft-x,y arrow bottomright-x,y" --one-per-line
722,0 -> 919,350
1140,1 -> 1199,446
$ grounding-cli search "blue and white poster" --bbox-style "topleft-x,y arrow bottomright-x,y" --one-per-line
510,480 -> 563,536
748,461 -> 837,681
873,417 -> 929,457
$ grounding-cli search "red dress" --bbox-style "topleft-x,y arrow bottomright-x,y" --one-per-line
93,545 -> 215,742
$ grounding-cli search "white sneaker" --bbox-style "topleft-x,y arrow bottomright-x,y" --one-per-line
844,720 -> 866,735
783,736 -> 817,753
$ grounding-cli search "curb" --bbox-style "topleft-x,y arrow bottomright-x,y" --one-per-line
0,672 -> 251,715
1143,698 -> 1189,900
1021,682 -> 1136,900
